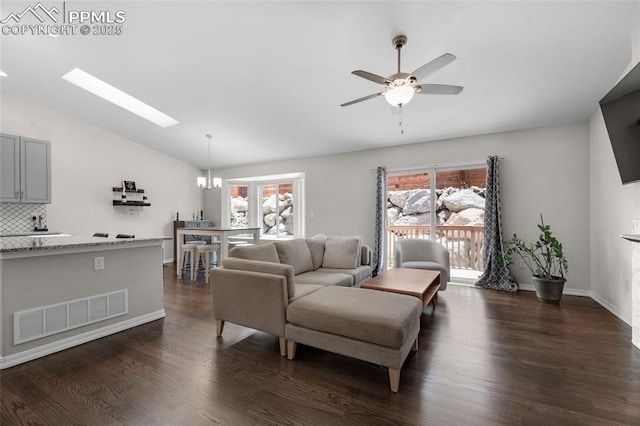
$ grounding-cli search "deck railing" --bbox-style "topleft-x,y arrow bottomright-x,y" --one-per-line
387,225 -> 485,270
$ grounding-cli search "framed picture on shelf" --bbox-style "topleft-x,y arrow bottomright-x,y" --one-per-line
123,180 -> 137,191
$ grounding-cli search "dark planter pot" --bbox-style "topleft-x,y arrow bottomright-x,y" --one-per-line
532,276 -> 566,305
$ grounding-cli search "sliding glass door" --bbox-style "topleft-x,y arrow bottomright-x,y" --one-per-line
386,164 -> 487,282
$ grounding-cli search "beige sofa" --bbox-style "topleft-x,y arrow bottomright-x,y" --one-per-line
225,237 -> 373,287
211,237 -> 372,354
210,237 -> 421,392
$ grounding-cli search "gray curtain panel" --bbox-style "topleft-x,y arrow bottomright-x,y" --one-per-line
373,166 -> 387,276
475,156 -> 518,292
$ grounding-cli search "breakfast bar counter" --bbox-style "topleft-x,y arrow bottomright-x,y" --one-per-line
0,234 -> 169,257
0,235 -> 170,369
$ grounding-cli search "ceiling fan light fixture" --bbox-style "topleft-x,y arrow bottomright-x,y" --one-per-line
384,84 -> 415,107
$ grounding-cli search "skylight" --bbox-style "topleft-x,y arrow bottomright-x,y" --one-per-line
61,68 -> 179,128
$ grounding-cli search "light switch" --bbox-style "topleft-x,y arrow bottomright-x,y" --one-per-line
94,256 -> 104,271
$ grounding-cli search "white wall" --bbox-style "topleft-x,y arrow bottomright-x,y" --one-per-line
0,92 -> 204,261
1,93 -> 594,296
589,111 -> 639,323
209,122 -> 591,292
588,18 -> 640,325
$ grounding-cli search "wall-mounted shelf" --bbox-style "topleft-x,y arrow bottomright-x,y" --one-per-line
113,201 -> 151,207
112,186 -> 149,207
113,187 -> 145,193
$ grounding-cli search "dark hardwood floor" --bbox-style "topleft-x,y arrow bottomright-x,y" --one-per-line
2,265 -> 640,425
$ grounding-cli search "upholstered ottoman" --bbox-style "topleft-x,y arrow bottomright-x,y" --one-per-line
285,286 -> 422,392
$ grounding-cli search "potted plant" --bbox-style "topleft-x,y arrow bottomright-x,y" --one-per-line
499,214 -> 568,304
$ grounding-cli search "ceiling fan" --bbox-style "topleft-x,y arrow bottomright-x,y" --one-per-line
341,35 -> 463,108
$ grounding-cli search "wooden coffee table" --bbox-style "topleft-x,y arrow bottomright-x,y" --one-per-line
361,268 -> 441,310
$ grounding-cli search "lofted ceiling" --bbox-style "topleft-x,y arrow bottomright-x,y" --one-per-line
1,1 -> 638,170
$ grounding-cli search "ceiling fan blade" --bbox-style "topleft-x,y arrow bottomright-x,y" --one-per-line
352,70 -> 390,85
412,53 -> 457,82
340,93 -> 383,107
416,84 -> 464,95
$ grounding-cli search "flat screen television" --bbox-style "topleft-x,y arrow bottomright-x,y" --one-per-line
599,61 -> 640,184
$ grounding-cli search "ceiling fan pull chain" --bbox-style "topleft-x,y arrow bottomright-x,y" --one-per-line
399,107 -> 404,135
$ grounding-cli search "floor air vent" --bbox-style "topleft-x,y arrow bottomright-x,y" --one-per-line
14,290 -> 128,345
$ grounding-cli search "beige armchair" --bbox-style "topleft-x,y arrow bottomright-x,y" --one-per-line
393,239 -> 450,290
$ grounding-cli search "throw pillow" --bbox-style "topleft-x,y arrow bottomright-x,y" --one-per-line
305,239 -> 325,270
322,238 -> 360,269
329,235 -> 363,266
274,239 -> 313,275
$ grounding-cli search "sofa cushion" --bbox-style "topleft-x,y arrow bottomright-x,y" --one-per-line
317,266 -> 372,286
274,239 -> 313,275
401,261 -> 447,275
305,239 -> 325,271
295,270 -> 353,287
286,286 -> 422,349
289,283 -> 324,303
222,257 -> 296,297
322,238 -> 360,269
228,244 -> 280,263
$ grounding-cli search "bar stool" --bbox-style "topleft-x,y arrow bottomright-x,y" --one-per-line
179,242 -> 204,279
209,240 -> 221,268
195,244 -> 217,282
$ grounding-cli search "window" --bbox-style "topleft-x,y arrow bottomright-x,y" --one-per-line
223,173 -> 304,240
260,183 -> 294,238
229,184 -> 249,228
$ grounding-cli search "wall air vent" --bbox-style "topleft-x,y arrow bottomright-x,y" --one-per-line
14,290 -> 128,345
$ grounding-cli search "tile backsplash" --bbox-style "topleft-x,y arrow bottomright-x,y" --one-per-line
0,203 -> 48,234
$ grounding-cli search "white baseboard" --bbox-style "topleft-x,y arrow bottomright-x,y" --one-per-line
0,309 -> 166,370
519,283 -> 591,297
517,283 -> 535,292
518,283 -> 630,326
590,293 -> 631,326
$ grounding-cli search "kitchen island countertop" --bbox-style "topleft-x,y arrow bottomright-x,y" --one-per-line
0,235 -> 171,256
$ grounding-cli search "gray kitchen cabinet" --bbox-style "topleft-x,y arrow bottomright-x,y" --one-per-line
0,134 -> 20,202
0,133 -> 51,203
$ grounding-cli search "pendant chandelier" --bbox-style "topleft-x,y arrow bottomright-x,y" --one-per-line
197,134 -> 221,190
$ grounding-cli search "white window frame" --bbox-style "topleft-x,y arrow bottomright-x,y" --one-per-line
221,172 -> 305,240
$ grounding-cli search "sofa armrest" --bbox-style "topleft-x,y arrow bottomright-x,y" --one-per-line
222,257 -> 296,297
361,244 -> 373,266
211,268 -> 289,337
428,244 -> 450,271
393,244 -> 403,266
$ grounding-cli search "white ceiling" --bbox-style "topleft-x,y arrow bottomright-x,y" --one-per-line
1,1 -> 638,170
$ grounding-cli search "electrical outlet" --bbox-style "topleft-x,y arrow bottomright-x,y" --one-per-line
93,256 -> 104,271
